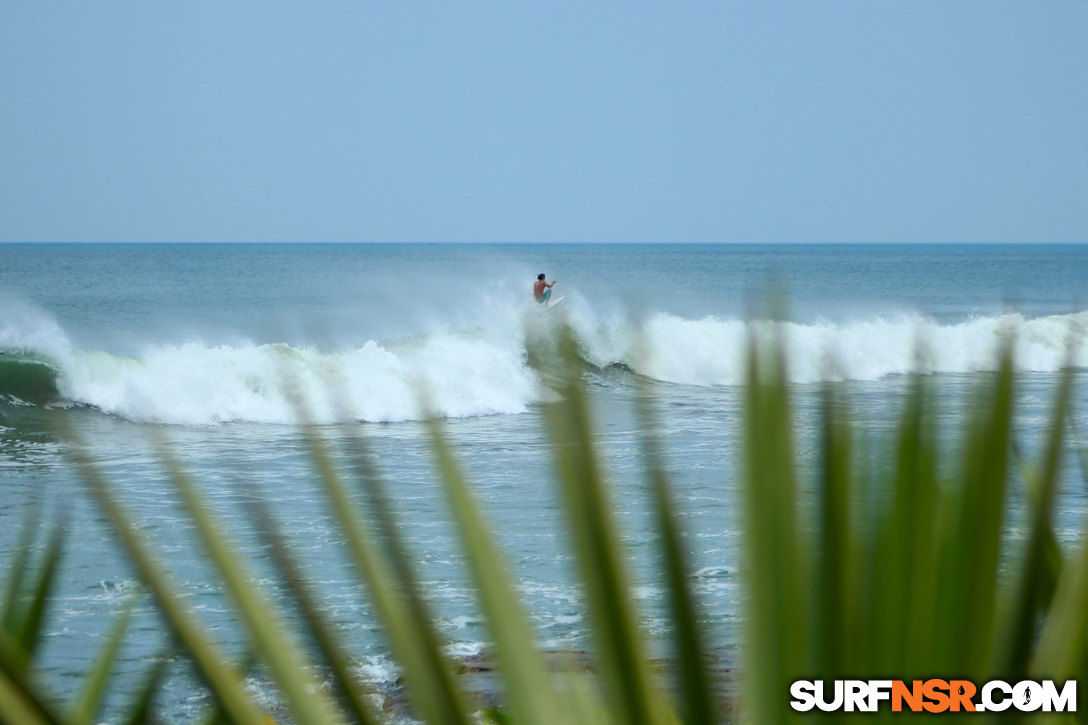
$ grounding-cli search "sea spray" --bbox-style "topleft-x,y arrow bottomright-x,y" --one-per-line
3,299 -> 1086,424
0,296 -> 78,369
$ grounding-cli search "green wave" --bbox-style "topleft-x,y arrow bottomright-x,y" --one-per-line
0,351 -> 61,405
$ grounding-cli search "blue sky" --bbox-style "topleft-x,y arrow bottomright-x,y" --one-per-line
2,3 -> 1085,243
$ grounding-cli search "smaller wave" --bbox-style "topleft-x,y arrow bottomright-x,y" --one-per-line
609,311 -> 1088,386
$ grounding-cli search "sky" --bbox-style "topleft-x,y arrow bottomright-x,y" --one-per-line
1,2 -> 1085,244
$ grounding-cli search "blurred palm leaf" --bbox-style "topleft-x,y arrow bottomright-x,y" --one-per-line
0,328 -> 1079,724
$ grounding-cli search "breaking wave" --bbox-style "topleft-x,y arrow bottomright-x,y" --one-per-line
615,310 -> 1088,386
1,298 -> 1085,425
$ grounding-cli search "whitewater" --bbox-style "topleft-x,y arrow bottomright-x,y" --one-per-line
2,298 -> 1085,425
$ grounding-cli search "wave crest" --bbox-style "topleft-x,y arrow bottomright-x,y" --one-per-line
617,311 -> 1087,386
2,300 -> 1085,425
58,335 -> 537,425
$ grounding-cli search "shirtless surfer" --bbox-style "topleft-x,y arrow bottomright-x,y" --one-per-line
534,274 -> 557,304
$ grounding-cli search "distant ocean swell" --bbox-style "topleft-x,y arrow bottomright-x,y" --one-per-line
2,306 -> 1085,426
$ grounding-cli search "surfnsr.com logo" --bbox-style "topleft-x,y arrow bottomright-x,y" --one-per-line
790,679 -> 1077,713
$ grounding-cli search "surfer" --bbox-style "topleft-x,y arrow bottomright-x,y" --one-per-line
534,273 -> 557,304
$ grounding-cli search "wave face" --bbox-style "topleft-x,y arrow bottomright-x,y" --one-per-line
2,298 -> 1085,425
0,355 -> 61,405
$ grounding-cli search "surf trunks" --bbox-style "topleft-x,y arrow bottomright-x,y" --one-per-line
539,289 -> 551,303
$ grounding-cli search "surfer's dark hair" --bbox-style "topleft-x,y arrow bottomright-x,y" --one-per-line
538,273 -> 545,280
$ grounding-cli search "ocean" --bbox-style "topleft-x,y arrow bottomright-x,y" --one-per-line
1,242 -> 1087,719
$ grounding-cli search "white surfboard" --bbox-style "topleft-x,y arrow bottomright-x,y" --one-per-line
545,295 -> 565,310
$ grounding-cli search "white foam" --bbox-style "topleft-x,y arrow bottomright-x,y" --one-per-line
6,293 -> 1087,424
58,332 -> 538,425
615,311 -> 1088,386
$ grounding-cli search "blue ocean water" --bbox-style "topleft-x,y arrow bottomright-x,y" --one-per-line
1,243 -> 1086,719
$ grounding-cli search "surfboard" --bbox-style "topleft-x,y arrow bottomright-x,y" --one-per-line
545,295 -> 565,310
